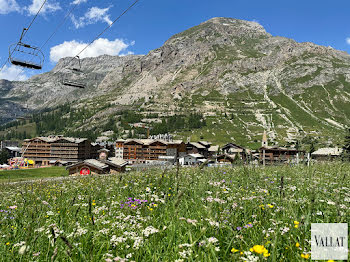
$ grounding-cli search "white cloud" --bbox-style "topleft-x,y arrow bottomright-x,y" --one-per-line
346,37 -> 350,45
0,64 -> 29,81
50,38 -> 134,62
71,6 -> 112,29
0,0 -> 20,14
71,0 -> 87,5
26,0 -> 61,16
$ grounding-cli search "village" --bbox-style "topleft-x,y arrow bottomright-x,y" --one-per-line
0,131 -> 344,176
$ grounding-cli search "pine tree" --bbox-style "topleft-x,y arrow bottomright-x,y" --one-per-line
0,149 -> 9,164
341,128 -> 350,161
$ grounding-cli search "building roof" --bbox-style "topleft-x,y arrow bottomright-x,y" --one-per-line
208,145 -> 219,152
24,136 -> 88,144
105,157 -> 128,167
84,159 -> 109,169
5,146 -> 21,152
198,141 -> 212,147
123,139 -> 184,146
222,143 -> 245,150
188,153 -> 205,159
188,142 -> 206,149
311,148 -> 343,156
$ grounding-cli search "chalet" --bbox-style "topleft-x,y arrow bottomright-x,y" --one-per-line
259,131 -> 304,164
179,153 -> 206,166
208,145 -> 219,157
311,147 -> 343,161
66,151 -> 128,175
22,136 -> 93,166
221,143 -> 247,160
115,139 -> 186,164
259,146 -> 305,164
186,142 -> 208,157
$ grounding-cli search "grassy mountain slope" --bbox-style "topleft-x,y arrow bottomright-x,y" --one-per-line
1,17 -> 349,148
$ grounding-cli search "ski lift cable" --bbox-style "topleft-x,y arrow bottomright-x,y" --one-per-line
40,0 -> 82,50
10,0 -> 84,79
0,0 -> 48,73
56,0 -> 140,74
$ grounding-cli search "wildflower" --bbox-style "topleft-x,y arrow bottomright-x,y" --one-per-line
296,242 -> 300,247
267,204 -> 274,208
301,253 -> 310,259
143,226 -> 159,237
9,205 -> 17,209
236,226 -> 242,231
6,242 -> 10,245
33,252 -> 40,257
294,221 -> 299,228
19,245 -> 28,255
249,245 -> 270,257
207,237 -> 218,244
231,248 -> 239,253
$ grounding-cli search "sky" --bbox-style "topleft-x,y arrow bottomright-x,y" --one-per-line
1,0 -> 350,81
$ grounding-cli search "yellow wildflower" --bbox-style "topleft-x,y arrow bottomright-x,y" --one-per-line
267,204 -> 274,208
294,221 -> 299,225
296,242 -> 300,247
5,242 -> 10,245
301,253 -> 310,259
294,224 -> 299,228
231,248 -> 239,253
250,245 -> 268,255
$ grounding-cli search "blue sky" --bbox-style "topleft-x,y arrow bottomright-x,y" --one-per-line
1,0 -> 350,80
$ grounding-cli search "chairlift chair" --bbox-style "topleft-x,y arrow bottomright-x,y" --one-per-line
62,56 -> 87,89
8,28 -> 44,70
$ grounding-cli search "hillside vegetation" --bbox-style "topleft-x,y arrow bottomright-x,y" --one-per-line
1,17 -> 350,147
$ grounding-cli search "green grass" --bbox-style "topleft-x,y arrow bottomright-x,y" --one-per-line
0,163 -> 349,261
0,167 -> 68,182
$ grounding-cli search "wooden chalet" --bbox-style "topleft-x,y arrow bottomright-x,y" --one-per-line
221,143 -> 247,160
311,147 -> 343,161
66,157 -> 127,176
116,139 -> 186,164
259,146 -> 305,164
22,136 -> 92,166
186,142 -> 209,157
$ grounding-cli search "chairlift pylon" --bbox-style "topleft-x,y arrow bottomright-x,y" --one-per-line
61,56 -> 87,89
8,28 -> 44,70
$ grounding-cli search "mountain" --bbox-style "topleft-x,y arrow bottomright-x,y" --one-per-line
1,17 -> 350,147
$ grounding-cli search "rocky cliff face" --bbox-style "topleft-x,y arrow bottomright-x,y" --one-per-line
0,54 -> 142,116
1,17 -> 350,145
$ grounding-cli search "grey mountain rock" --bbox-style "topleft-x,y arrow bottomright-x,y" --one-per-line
1,17 -> 349,145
